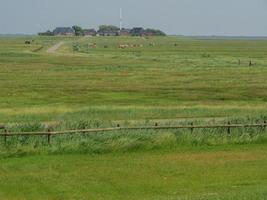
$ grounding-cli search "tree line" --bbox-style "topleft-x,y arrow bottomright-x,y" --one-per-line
38,25 -> 166,36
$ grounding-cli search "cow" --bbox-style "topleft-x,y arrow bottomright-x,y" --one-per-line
118,44 -> 129,49
89,43 -> 97,48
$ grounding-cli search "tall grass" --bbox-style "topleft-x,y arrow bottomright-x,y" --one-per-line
1,116 -> 266,157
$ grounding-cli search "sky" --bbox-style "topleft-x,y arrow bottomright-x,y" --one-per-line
0,0 -> 267,36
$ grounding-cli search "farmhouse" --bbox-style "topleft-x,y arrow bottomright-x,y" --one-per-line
98,30 -> 119,36
53,27 -> 75,36
119,28 -> 131,36
83,29 -> 97,36
130,27 -> 146,36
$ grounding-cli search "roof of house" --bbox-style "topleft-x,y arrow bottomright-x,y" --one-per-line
98,30 -> 119,33
84,29 -> 96,32
98,30 -> 119,35
130,27 -> 146,34
120,28 -> 131,32
131,27 -> 145,31
83,29 -> 97,34
53,27 -> 74,34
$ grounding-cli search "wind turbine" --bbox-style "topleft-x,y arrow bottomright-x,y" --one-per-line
119,8 -> 123,31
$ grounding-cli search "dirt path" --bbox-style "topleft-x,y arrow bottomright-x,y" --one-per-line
47,41 -> 64,53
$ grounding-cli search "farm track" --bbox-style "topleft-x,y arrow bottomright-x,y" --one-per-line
47,41 -> 64,53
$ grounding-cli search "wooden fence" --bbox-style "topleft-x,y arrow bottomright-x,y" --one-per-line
0,121 -> 266,145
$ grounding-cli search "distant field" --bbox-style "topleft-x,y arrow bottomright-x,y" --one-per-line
0,36 -> 267,123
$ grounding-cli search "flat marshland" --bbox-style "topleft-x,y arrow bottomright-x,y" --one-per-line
1,36 -> 267,122
0,36 -> 267,199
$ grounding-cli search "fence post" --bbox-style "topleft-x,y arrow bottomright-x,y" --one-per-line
190,122 -> 194,134
4,129 -> 7,145
47,129 -> 51,145
47,134 -> 50,145
227,121 -> 231,134
117,124 -> 120,128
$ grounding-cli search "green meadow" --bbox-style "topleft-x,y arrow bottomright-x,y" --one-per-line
1,145 -> 267,200
1,36 -> 267,123
1,35 -> 267,199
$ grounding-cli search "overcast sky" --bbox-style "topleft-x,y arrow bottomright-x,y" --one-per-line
0,0 -> 267,36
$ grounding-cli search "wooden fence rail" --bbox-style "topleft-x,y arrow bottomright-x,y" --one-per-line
0,121 -> 266,145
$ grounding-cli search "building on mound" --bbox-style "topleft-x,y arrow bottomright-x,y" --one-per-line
130,27 -> 146,37
53,27 -> 75,36
98,30 -> 119,36
83,29 -> 97,36
119,28 -> 131,36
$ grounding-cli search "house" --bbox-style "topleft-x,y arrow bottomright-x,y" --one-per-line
98,30 -> 119,36
130,27 -> 146,37
53,27 -> 75,36
145,30 -> 155,37
83,29 -> 97,36
119,28 -> 131,36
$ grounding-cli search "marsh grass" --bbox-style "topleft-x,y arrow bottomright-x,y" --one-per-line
1,36 -> 267,123
1,116 -> 266,157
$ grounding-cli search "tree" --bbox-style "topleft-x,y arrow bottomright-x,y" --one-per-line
98,25 -> 120,32
130,27 -> 145,36
38,30 -> 53,36
145,28 -> 166,36
72,25 -> 84,36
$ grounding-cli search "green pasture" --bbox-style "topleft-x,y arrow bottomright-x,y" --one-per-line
1,144 -> 267,200
0,36 -> 267,123
1,35 -> 267,199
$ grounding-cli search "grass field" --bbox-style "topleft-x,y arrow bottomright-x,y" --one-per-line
1,35 -> 267,199
1,145 -> 267,200
0,36 -> 267,123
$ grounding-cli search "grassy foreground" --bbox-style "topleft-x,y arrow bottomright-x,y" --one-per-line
1,144 -> 267,200
0,119 -> 266,199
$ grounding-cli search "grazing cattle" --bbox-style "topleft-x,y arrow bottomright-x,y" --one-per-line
119,44 -> 143,49
118,44 -> 129,49
89,43 -> 97,48
118,44 -> 124,49
25,41 -> 31,45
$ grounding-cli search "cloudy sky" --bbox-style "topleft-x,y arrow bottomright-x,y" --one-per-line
0,0 -> 267,36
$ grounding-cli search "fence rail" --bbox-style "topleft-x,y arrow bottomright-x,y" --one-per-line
0,121 -> 266,144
